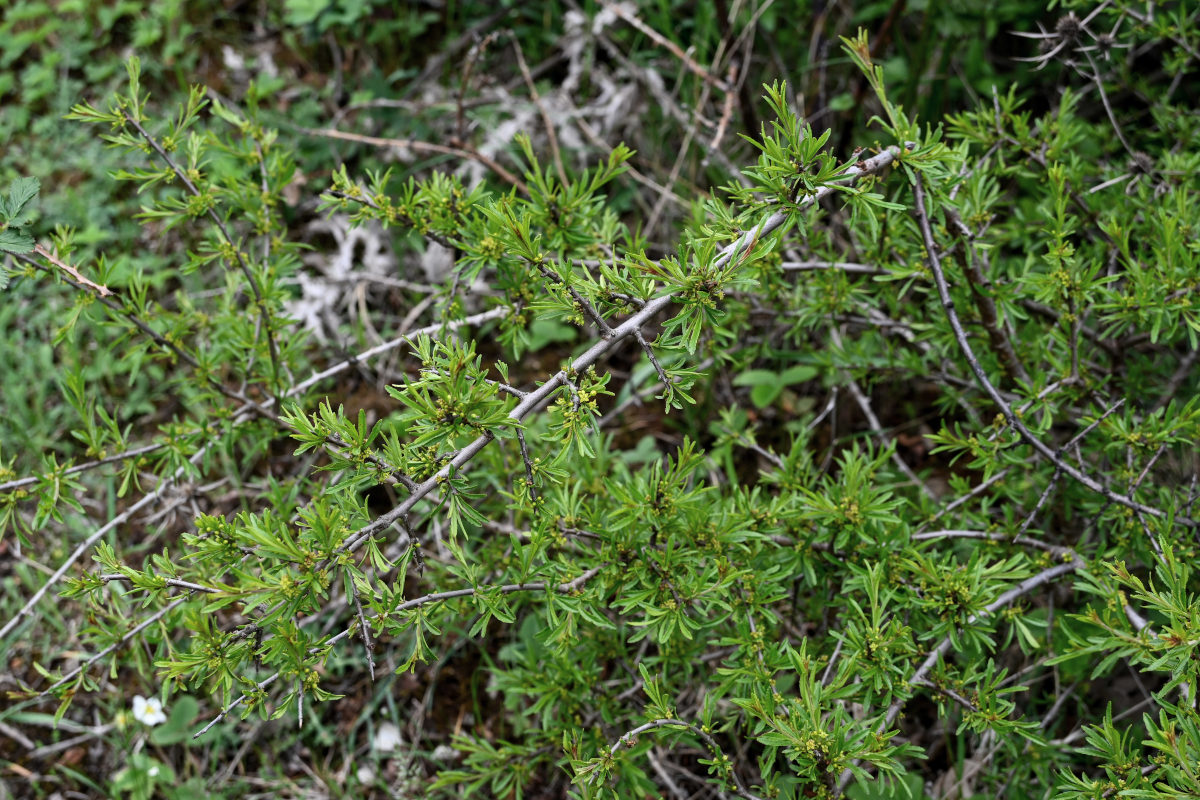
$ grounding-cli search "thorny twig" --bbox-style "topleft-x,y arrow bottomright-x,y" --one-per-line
193,146 -> 910,737
5,309 -> 507,643
194,564 -> 610,737
121,112 -> 284,404
911,174 -> 1193,527
33,243 -> 110,296
301,126 -> 530,194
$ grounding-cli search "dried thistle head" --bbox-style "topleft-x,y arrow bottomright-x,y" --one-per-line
1013,4 -> 1115,69
1055,13 -> 1085,43
1077,19 -> 1131,62
1092,32 -> 1118,55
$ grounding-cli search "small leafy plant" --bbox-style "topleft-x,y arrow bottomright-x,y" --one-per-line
3,3 -> 1200,800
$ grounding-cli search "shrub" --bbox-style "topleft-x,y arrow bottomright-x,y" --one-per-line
3,2 -> 1199,799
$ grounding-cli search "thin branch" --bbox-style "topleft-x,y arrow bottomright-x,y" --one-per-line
1016,468 -> 1063,536
646,72 -> 713,235
598,0 -> 732,93
1084,52 -> 1136,158
347,570 -> 376,682
300,126 -> 529,194
38,594 -> 193,696
836,555 -> 1086,794
121,112 -> 283,400
0,452 -> 205,641
646,750 -> 690,800
339,147 -> 908,557
538,259 -> 614,336
912,677 -> 979,713
780,260 -> 888,275
98,574 -> 222,593
27,723 -> 117,759
289,308 -> 509,400
194,147 -> 909,737
455,31 -> 500,143
941,206 -> 1032,386
33,244 -> 110,296
18,253 -> 201,370
508,31 -> 567,186
912,529 -> 1078,559
6,309 -> 507,644
596,357 -> 715,429
195,564 -> 609,738
1151,345 -> 1198,413
596,717 -> 765,800
829,327 -> 935,500
321,188 -> 459,251
634,328 -> 673,392
515,427 -> 539,505
911,174 -> 1193,526
17,251 -> 413,490
574,116 -> 690,208
0,442 -> 163,493
707,63 -> 739,157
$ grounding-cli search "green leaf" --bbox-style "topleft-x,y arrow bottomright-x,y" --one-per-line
830,92 -> 855,112
780,364 -> 818,384
750,382 -> 782,408
4,176 -> 40,223
734,366 -> 817,409
0,228 -> 34,254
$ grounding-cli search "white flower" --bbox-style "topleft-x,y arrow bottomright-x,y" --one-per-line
372,721 -> 402,752
147,766 -> 159,777
131,695 -> 167,726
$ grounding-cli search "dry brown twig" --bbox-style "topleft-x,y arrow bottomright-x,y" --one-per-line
34,243 -> 110,296
300,126 -> 530,194
508,31 -> 568,186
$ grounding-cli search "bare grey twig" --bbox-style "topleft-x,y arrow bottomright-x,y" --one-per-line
0,442 -> 163,493
338,147 -> 909,557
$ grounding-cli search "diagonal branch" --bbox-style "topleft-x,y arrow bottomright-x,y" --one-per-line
593,717 -> 766,800
121,112 -> 284,402
911,174 -> 1194,527
2,309 -> 508,643
189,145 -> 909,737
337,146 -> 908,557
941,206 -> 1032,387
300,126 -> 530,194
33,244 -> 110,296
835,555 -> 1086,795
